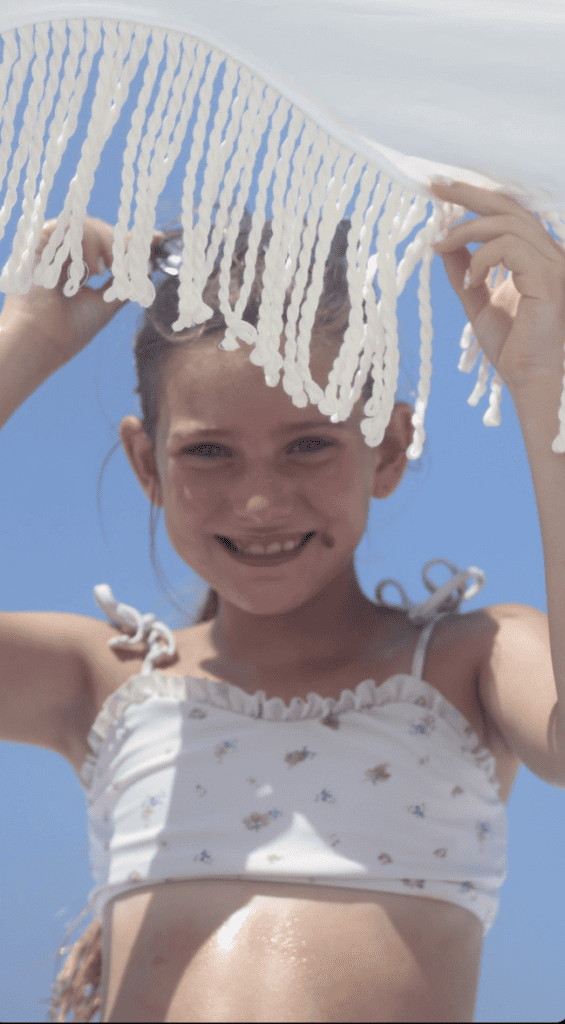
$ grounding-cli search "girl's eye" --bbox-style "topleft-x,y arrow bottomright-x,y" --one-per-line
182,437 -> 335,459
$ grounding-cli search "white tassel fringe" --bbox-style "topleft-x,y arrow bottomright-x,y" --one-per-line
1,18 -> 565,455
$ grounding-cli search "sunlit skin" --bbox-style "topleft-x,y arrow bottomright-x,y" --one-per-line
120,335 -> 414,676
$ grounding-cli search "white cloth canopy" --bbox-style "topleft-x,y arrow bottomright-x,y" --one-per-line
1,0 -> 564,454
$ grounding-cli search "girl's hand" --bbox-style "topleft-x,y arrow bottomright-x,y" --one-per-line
0,217 -> 163,367
430,181 -> 565,396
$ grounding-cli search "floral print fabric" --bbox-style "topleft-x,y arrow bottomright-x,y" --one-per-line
81,567 -> 506,938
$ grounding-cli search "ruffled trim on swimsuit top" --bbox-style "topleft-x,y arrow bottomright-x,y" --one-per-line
80,560 -> 496,795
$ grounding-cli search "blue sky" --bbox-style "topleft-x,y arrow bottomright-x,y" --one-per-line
1,36 -> 564,1024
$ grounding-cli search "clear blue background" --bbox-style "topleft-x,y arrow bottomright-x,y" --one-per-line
0,34 -> 564,1023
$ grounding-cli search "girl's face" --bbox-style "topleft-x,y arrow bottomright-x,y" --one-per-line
121,337 -> 413,623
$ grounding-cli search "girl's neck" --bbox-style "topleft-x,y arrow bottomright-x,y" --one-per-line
205,569 -> 387,674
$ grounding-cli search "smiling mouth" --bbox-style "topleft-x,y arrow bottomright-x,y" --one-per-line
216,532 -> 316,558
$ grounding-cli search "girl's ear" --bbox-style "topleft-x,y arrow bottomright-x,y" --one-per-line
119,415 -> 164,507
382,402 -> 415,452
372,403 -> 414,499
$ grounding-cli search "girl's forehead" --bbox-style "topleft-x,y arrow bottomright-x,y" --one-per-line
159,350 -> 366,439
167,334 -> 336,373
161,337 -> 343,408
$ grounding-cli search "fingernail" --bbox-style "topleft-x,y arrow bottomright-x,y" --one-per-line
463,269 -> 471,290
97,256 -> 106,276
432,176 -> 455,186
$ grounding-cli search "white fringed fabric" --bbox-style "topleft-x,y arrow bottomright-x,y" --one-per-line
1,2 -> 565,457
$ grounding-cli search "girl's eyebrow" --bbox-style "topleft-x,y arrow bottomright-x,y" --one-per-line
170,420 -> 350,440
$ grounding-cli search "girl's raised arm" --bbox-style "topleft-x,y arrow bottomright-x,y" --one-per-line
0,218 -> 159,759
0,216 -> 158,429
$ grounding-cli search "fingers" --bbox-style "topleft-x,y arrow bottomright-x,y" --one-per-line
35,216 -> 166,292
35,216 -> 112,283
433,213 -> 563,264
430,179 -> 531,217
464,236 -> 557,297
430,180 -> 565,311
434,245 -> 491,323
431,180 -> 565,259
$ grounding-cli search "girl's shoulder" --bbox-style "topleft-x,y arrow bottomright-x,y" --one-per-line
0,609 -> 106,762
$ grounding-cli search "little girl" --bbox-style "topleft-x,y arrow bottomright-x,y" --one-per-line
1,180 -> 564,1022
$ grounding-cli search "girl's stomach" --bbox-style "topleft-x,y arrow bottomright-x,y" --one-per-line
100,878 -> 484,1023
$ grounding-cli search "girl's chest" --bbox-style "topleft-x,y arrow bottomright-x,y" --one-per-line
77,606 -> 520,804
87,609 -> 507,1022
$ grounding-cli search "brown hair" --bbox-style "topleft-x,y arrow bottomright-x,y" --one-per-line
48,917 -> 102,1022
49,203 -> 421,1021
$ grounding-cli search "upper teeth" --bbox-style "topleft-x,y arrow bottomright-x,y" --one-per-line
233,535 -> 304,554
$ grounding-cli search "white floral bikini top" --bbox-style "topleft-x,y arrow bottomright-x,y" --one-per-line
79,559 -> 506,937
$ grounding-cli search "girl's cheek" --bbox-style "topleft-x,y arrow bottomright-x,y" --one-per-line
179,486 -> 200,532
331,491 -> 351,515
